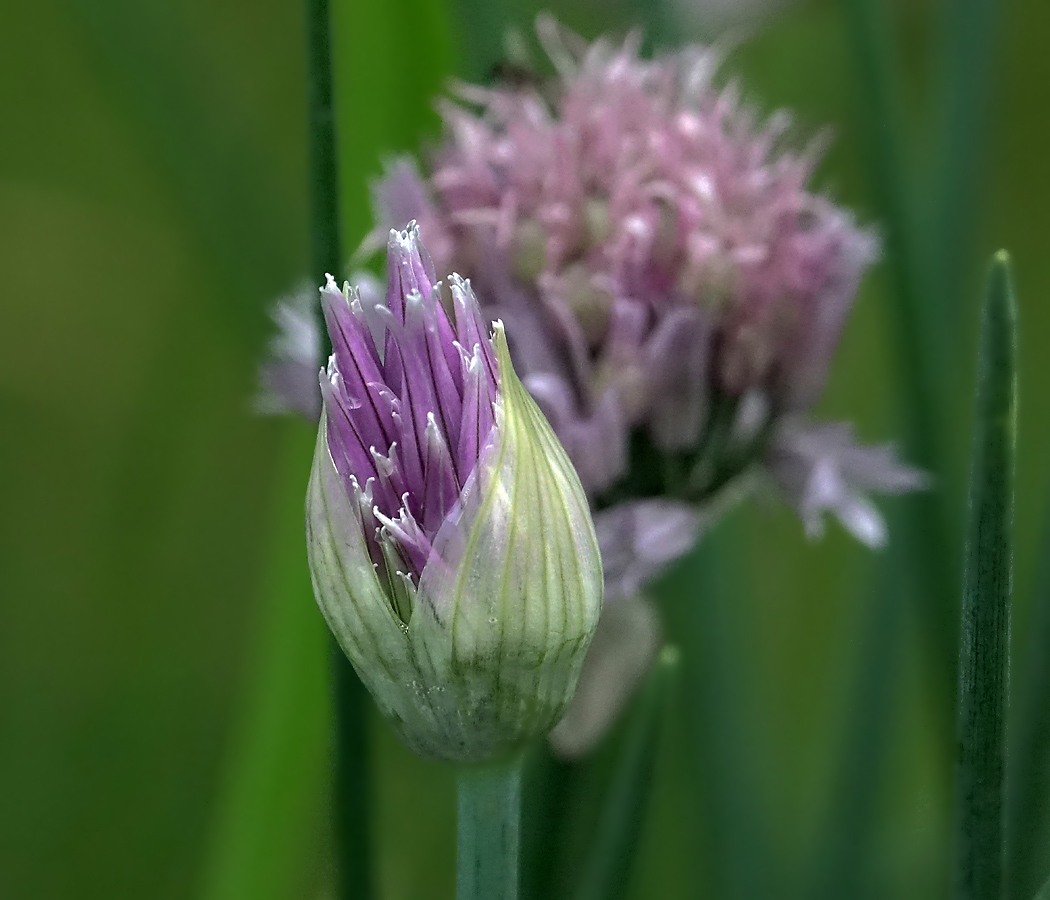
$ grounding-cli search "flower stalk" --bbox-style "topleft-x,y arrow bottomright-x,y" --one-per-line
457,756 -> 525,900
304,0 -> 371,895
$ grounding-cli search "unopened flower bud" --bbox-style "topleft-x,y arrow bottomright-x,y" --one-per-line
306,223 -> 604,761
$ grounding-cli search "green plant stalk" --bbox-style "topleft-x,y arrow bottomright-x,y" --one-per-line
200,423 -> 332,900
672,521 -> 772,900
930,0 -> 1002,342
305,0 -> 371,896
840,0 -> 958,739
307,0 -> 342,288
457,756 -> 524,900
809,548 -> 905,900
521,749 -> 575,900
1035,871 -> 1050,900
953,252 -> 1017,900
573,647 -> 680,900
1008,499 -> 1050,898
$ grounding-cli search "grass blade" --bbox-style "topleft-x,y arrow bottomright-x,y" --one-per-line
839,0 -> 959,725
930,0 -> 1003,345
573,647 -> 680,900
305,0 -> 376,895
808,549 -> 906,900
1007,503 -> 1050,898
1035,872 -> 1050,900
668,520 -> 773,900
200,423 -> 331,900
953,252 -> 1018,900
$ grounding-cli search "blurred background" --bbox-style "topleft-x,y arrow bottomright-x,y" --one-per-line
1,0 -> 1048,898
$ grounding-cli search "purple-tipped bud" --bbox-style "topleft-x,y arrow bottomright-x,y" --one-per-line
307,223 -> 603,761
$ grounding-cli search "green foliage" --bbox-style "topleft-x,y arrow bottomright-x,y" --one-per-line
1,1 -> 1049,899
953,254 -> 1017,900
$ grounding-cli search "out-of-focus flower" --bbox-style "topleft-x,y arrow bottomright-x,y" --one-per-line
766,418 -> 928,548
306,223 -> 603,761
369,17 -> 882,514
255,284 -> 323,419
549,591 -> 661,758
353,19 -> 925,757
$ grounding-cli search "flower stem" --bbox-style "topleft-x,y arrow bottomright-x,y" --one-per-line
306,0 -> 341,287
1035,872 -> 1050,900
304,0 -> 371,897
457,756 -> 524,900
574,647 -> 679,900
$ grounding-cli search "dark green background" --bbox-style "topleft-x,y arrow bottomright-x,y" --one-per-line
1,0 -> 1047,897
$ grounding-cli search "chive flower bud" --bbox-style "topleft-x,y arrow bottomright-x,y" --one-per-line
306,223 -> 603,761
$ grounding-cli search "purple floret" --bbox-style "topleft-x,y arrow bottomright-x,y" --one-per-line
319,223 -> 499,583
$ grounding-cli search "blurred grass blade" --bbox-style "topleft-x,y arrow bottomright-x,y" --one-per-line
840,0 -> 958,732
337,0 -> 456,243
1009,499 -> 1050,898
305,0 -> 374,895
669,520 -> 773,900
573,647 -> 680,900
809,550 -> 905,900
930,0 -> 1002,343
953,252 -> 1018,900
201,423 -> 331,900
58,0 -> 298,348
307,0 -> 343,294
521,749 -> 575,900
1035,872 -> 1050,900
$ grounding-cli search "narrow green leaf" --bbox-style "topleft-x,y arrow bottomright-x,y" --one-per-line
953,252 -> 1018,900
1034,871 -> 1050,900
930,0 -> 1002,345
1006,501 -> 1050,895
809,551 -> 906,900
840,0 -> 958,740
200,422 -> 331,900
573,647 -> 680,900
305,0 -> 375,895
669,520 -> 773,900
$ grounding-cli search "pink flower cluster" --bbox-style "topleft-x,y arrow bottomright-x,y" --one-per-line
372,17 -> 879,504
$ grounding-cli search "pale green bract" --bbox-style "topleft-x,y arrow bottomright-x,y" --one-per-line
306,323 -> 603,761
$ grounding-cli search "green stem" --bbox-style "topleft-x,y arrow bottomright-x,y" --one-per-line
840,0 -> 958,743
1035,871 -> 1050,900
930,0 -> 1001,345
574,647 -> 679,900
672,520 -> 772,900
305,0 -> 371,897
953,252 -> 1017,900
809,551 -> 905,900
306,0 -> 342,286
1008,499 -> 1050,897
199,423 -> 331,900
457,756 -> 524,900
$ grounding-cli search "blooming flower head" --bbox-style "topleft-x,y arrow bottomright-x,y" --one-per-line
371,17 -> 882,511
356,21 -> 925,757
307,223 -> 603,761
